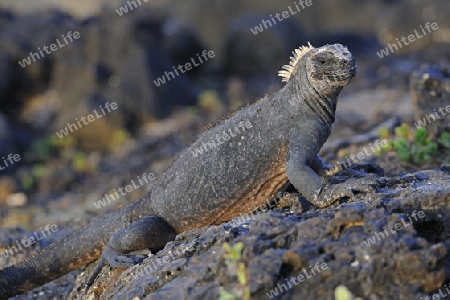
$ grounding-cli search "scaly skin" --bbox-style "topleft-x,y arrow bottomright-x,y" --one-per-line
0,44 -> 375,299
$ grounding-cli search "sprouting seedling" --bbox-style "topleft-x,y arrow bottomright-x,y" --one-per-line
219,242 -> 250,300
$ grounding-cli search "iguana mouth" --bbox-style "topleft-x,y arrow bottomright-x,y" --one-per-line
340,60 -> 357,78
322,69 -> 356,83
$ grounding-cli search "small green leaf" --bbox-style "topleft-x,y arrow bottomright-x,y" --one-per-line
392,138 -> 409,151
112,129 -> 129,146
19,172 -> 34,191
438,132 -> 450,148
244,288 -> 251,299
72,152 -> 88,172
198,90 -> 222,113
335,285 -> 353,300
395,124 -> 410,139
222,242 -> 232,254
427,142 -> 438,154
379,127 -> 389,139
237,263 -> 247,285
219,289 -> 236,300
414,127 -> 428,144
397,149 -> 411,162
32,165 -> 46,178
233,243 -> 244,255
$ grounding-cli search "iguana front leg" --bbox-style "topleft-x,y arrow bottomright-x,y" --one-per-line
286,135 -> 377,208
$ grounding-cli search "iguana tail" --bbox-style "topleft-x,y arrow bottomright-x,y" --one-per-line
0,199 -> 151,298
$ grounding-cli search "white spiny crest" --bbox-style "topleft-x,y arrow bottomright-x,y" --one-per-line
278,42 -> 313,83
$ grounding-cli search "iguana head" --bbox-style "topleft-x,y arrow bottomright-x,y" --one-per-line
279,43 -> 356,124
279,43 -> 356,95
307,44 -> 356,93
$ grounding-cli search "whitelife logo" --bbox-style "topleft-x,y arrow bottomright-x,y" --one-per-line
362,211 -> 425,247
116,0 -> 149,16
0,224 -> 58,261
414,104 -> 450,129
376,22 -> 438,58
190,120 -> 253,158
55,102 -> 118,139
0,154 -> 20,171
250,0 -> 313,35
93,172 -> 156,209
153,50 -> 215,87
18,31 -> 81,68
266,262 -> 328,298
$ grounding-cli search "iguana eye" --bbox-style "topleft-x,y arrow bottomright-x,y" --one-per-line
316,51 -> 332,65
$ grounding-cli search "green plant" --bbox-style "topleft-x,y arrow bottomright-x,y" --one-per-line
31,164 -> 46,179
334,285 -> 362,300
72,152 -> 89,172
378,124 -> 446,164
198,90 -> 222,114
437,131 -> 450,149
50,134 -> 75,150
111,129 -> 130,147
24,137 -> 56,162
19,133 -> 94,193
219,242 -> 250,300
24,134 -> 75,164
379,127 -> 390,140
17,164 -> 49,192
18,171 -> 34,192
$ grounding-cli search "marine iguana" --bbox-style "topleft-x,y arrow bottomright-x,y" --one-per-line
0,43 -> 376,298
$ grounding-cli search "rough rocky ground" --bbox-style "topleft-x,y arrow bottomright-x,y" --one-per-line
9,164 -> 450,300
71,166 -> 450,300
